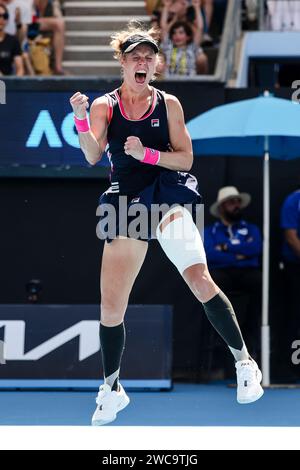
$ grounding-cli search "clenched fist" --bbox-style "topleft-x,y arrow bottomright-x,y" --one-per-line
124,136 -> 145,161
70,91 -> 89,119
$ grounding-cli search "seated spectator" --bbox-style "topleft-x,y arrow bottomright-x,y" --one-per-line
267,0 -> 300,31
34,0 -> 65,74
150,0 -> 218,45
0,2 -> 24,75
204,186 -> 262,355
160,0 -> 199,36
245,0 -> 258,22
3,0 -> 35,75
160,0 -> 208,76
150,0 -> 189,42
280,184 -> 300,370
3,0 -> 33,44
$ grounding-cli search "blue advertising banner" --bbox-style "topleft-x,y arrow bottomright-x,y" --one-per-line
0,304 -> 173,390
0,91 -> 109,175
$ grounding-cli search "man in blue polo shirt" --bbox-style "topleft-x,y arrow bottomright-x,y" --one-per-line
280,185 -> 300,368
204,186 -> 262,356
281,186 -> 300,266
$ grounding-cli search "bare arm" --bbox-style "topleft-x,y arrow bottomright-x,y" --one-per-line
14,55 -> 24,76
192,0 -> 204,45
160,0 -> 175,42
285,229 -> 300,259
124,94 -> 193,172
70,92 -> 108,165
159,94 -> 193,171
22,52 -> 35,75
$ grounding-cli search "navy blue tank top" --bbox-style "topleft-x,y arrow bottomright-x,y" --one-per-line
105,87 -> 171,194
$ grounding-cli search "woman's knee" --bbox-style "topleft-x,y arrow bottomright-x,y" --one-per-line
55,18 -> 65,33
100,296 -> 126,325
100,309 -> 125,326
184,264 -> 218,302
39,17 -> 65,32
51,18 -> 65,33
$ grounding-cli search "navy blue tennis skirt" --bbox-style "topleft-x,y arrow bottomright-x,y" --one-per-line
97,170 -> 202,242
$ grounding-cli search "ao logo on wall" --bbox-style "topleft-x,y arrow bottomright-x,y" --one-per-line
26,110 -> 83,149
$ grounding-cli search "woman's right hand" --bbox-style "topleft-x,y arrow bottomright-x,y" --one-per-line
70,92 -> 89,119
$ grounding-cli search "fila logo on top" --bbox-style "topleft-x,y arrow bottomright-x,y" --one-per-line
151,119 -> 160,127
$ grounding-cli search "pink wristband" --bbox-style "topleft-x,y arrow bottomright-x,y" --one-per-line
74,115 -> 90,133
141,147 -> 160,165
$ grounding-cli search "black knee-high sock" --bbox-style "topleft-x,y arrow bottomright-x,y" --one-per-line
99,322 -> 125,391
202,291 -> 249,361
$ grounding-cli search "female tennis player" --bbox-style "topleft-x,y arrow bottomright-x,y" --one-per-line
70,23 -> 263,426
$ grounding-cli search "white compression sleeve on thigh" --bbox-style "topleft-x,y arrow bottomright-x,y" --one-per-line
156,206 -> 206,274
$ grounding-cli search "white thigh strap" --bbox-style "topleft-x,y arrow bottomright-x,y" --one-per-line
156,206 -> 206,275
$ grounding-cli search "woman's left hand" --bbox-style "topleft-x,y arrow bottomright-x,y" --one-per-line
124,136 -> 145,161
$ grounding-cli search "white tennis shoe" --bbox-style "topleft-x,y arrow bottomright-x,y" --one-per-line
236,359 -> 264,404
91,383 -> 130,426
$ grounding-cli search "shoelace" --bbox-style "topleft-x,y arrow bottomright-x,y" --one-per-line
95,385 -> 108,405
238,365 -> 257,386
95,385 -> 120,411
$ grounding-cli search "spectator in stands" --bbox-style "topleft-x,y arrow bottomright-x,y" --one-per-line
200,0 -> 214,45
0,2 -> 24,75
245,0 -> 258,22
151,0 -> 188,41
267,0 -> 300,31
34,0 -> 65,74
3,0 -> 35,75
3,0 -> 33,44
280,183 -> 300,357
204,186 -> 262,354
149,0 -> 217,45
161,0 -> 199,34
160,0 -> 208,75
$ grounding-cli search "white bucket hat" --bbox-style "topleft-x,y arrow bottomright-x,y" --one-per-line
210,186 -> 251,218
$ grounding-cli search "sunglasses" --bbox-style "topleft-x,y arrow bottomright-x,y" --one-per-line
0,13 -> 9,20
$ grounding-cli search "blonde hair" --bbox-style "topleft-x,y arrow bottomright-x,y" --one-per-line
110,20 -> 160,60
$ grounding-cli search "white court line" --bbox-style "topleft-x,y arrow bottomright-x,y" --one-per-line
0,427 -> 299,450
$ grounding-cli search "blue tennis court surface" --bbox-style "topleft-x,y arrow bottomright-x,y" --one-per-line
1,383 -> 299,426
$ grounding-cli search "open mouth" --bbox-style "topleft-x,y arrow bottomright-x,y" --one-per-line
135,71 -> 147,84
